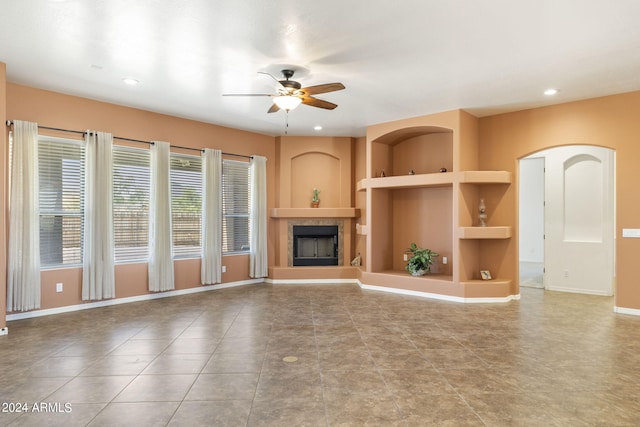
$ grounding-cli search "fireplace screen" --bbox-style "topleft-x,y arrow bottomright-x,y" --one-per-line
292,225 -> 339,266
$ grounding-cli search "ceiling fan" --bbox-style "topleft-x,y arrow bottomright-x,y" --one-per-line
223,69 -> 345,113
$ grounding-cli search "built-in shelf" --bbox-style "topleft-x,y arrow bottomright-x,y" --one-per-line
357,171 -> 511,191
360,271 -> 461,298
358,172 -> 454,190
361,110 -> 515,301
270,208 -> 360,219
458,226 -> 512,239
372,270 -> 453,283
458,170 -> 512,184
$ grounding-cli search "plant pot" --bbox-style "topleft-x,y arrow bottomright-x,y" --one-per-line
311,201 -> 320,208
410,269 -> 426,277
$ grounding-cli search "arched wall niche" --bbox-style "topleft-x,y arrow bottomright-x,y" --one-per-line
370,126 -> 454,177
290,151 -> 341,208
372,125 -> 453,145
275,135 -> 354,209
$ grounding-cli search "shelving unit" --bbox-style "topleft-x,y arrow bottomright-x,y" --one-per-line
358,172 -> 454,190
458,226 -> 512,239
458,170 -> 511,184
359,109 -> 516,301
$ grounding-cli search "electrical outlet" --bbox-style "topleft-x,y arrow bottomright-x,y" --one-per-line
403,253 -> 408,261
442,256 -> 448,265
222,266 -> 227,273
563,270 -> 569,278
56,282 -> 63,293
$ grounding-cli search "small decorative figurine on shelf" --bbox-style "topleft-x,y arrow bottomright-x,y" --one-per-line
380,170 -> 386,177
439,167 -> 447,173
478,198 -> 487,227
409,169 -> 415,175
351,252 -> 361,267
311,188 -> 320,208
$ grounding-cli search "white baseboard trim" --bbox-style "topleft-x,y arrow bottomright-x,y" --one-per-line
264,278 -> 359,285
6,279 -> 264,322
265,279 -> 520,303
545,286 -> 612,297
358,282 -> 520,303
0,327 -> 7,336
614,306 -> 640,316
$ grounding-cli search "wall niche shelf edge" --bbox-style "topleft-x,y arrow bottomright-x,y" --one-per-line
458,226 -> 512,239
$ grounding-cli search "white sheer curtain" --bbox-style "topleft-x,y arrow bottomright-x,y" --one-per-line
82,131 -> 115,300
149,141 -> 175,292
7,120 -> 41,312
201,148 -> 222,285
249,155 -> 268,278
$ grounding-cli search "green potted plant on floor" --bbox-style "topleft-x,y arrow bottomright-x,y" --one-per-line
405,242 -> 439,276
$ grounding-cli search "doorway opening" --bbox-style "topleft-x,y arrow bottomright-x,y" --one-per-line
519,146 -> 615,296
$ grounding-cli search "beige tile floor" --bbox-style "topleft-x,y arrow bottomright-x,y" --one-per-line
1,283 -> 640,426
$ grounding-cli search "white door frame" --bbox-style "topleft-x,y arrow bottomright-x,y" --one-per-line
519,145 -> 616,296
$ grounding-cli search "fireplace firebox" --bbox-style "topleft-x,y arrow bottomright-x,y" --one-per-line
292,225 -> 339,266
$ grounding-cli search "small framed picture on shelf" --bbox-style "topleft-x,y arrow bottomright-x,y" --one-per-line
480,270 -> 492,280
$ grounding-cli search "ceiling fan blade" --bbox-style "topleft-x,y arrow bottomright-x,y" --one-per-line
222,93 -> 274,97
258,71 -> 286,90
299,82 -> 345,96
267,103 -> 281,113
302,96 -> 338,110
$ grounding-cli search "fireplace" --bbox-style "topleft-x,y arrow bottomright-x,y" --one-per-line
292,225 -> 339,266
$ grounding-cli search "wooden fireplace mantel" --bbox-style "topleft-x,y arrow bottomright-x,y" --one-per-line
270,208 -> 360,219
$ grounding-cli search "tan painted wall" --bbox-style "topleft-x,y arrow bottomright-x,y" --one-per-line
479,91 -> 640,310
276,136 -> 354,208
5,74 -> 640,315
392,187 -> 453,275
5,83 -> 275,315
392,133 -> 453,175
271,135 -> 358,272
354,137 -> 367,270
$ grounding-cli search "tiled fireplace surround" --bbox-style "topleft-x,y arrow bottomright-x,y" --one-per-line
287,219 -> 344,266
269,136 -> 360,280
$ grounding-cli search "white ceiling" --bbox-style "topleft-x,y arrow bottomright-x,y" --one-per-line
1,0 -> 640,137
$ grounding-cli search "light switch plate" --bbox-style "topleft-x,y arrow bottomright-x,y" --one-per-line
622,228 -> 640,238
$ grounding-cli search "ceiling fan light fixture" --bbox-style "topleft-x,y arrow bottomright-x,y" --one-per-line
273,95 -> 302,111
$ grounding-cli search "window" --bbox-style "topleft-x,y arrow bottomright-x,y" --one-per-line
113,146 -> 150,262
33,135 -> 248,266
170,153 -> 202,258
38,136 -> 85,267
222,160 -> 250,253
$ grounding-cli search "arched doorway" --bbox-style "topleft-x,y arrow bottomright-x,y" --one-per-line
519,145 -> 615,296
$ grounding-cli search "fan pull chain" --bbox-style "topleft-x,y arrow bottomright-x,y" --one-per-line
285,110 -> 289,135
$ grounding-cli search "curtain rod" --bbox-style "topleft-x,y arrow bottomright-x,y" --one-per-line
6,120 -> 253,159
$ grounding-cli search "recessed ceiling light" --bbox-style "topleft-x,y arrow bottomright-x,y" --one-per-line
314,125 -> 323,131
544,88 -> 559,96
122,77 -> 139,86
284,24 -> 297,35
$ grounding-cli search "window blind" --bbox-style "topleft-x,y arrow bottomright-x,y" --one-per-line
222,160 -> 250,253
170,153 -> 203,258
38,137 -> 85,267
113,146 -> 150,262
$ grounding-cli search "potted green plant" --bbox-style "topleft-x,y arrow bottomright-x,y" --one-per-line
405,242 -> 439,276
311,188 -> 320,208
